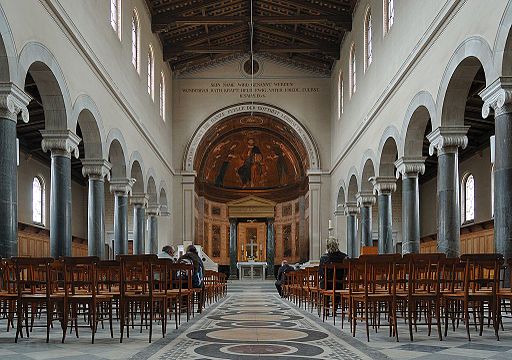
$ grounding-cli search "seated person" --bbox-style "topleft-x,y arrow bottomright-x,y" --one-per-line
319,237 -> 347,290
275,260 -> 294,297
178,245 -> 205,312
158,245 -> 175,260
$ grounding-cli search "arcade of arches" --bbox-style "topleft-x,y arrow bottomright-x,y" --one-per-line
2,0 -> 512,358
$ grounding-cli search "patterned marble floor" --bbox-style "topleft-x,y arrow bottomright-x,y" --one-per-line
2,282 -> 512,359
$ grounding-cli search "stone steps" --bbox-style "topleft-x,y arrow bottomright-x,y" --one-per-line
227,280 -> 277,293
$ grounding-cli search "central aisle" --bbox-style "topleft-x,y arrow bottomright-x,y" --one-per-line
132,281 -> 379,360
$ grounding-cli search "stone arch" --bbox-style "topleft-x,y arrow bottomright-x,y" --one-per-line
0,4 -> 17,82
402,91 -> 436,158
129,151 -> 146,193
159,185 -> 168,213
147,175 -> 158,205
106,129 -> 128,179
183,102 -> 321,172
73,94 -> 106,159
18,42 -> 72,130
346,168 -> 359,203
377,131 -> 400,178
336,183 -> 346,212
359,150 -> 377,192
436,36 -> 494,128
493,1 -> 512,77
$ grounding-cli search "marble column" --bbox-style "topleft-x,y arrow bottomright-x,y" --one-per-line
370,177 -> 397,254
395,157 -> 425,254
229,218 -> 238,279
110,178 -> 134,256
308,170 -> 322,262
334,207 -> 346,253
146,205 -> 160,254
356,191 -> 376,248
0,84 -> 30,258
344,203 -> 359,258
130,193 -> 148,255
182,172 -> 196,243
82,159 -> 111,259
41,130 -> 81,258
427,127 -> 468,258
266,218 -> 275,279
481,79 -> 512,274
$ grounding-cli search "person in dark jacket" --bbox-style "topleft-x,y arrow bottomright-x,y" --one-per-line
275,260 -> 294,297
319,237 -> 348,290
178,245 -> 205,312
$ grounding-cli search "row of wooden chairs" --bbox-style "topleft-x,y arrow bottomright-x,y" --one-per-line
282,253 -> 512,343
0,255 -> 227,344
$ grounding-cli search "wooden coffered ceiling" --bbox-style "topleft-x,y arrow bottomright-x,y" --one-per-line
145,0 -> 356,74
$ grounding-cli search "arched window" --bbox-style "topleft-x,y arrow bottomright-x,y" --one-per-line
338,71 -> 344,117
159,72 -> 166,120
462,173 -> 475,223
32,177 -> 45,225
383,0 -> 395,34
110,0 -> 121,38
147,46 -> 154,98
349,43 -> 356,97
364,8 -> 373,70
131,9 -> 140,72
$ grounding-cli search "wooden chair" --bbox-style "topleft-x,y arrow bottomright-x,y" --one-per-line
170,263 -> 193,325
118,254 -> 165,343
350,254 -> 401,342
12,257 -> 63,343
0,259 -> 17,332
319,262 -> 348,326
443,253 -> 503,341
403,253 -> 445,341
61,256 -> 114,344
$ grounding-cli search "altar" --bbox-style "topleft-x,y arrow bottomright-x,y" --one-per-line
237,262 -> 267,280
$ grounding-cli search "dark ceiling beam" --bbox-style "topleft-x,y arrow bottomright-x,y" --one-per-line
166,24 -> 248,48
165,44 -> 339,60
255,23 -> 337,48
153,14 -> 352,27
261,0 -> 347,16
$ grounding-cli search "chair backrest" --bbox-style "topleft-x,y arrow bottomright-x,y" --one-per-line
96,260 -> 121,292
61,256 -> 99,296
404,253 -> 446,295
170,263 -> 193,291
321,262 -> 347,291
11,257 -> 54,297
460,253 -> 503,295
0,259 -> 16,293
359,254 -> 402,295
118,254 -> 158,296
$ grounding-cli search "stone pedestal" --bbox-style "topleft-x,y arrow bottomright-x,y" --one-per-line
0,84 -> 30,258
82,159 -> 111,259
344,203 -> 359,258
481,78 -> 512,283
131,193 -> 148,255
370,177 -> 396,254
147,205 -> 160,254
428,127 -> 468,258
41,130 -> 81,258
395,158 -> 425,254
110,178 -> 134,256
356,191 -> 375,248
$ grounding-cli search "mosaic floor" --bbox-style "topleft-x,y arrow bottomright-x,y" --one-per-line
2,281 -> 512,359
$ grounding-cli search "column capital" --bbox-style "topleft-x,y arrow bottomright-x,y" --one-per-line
480,77 -> 512,118
147,204 -> 161,216
109,178 -> 135,195
0,82 -> 30,122
356,191 -> 376,207
159,205 -> 171,216
81,159 -> 111,181
394,157 -> 426,178
427,126 -> 469,156
369,176 -> 396,195
41,130 -> 81,158
181,171 -> 196,184
130,193 -> 149,207
343,202 -> 359,216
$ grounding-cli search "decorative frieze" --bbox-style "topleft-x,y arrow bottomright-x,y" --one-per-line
369,176 -> 397,195
109,178 -> 135,195
480,77 -> 512,118
81,159 -> 112,181
427,126 -> 469,156
0,83 -> 30,122
41,130 -> 81,158
394,157 -> 426,178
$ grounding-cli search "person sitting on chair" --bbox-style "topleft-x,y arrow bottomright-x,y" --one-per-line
178,245 -> 205,312
275,260 -> 294,297
158,245 -> 175,260
319,237 -> 348,290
